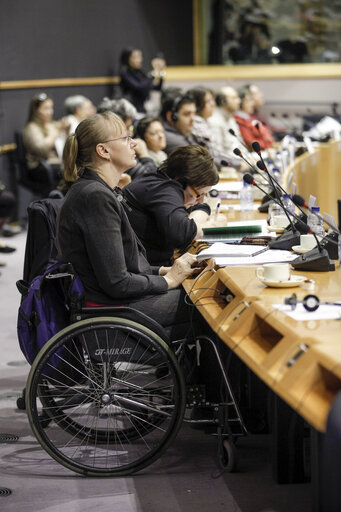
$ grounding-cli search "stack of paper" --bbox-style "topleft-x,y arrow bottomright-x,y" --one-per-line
197,242 -> 297,266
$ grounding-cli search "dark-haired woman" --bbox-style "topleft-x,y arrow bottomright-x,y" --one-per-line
22,93 -> 69,193
119,48 -> 166,113
57,111 -> 198,339
123,145 -> 225,266
135,115 -> 167,166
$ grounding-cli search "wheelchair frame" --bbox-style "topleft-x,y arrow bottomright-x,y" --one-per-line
23,298 -> 247,476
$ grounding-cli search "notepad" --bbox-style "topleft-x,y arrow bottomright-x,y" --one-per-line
197,242 -> 266,261
201,224 -> 262,242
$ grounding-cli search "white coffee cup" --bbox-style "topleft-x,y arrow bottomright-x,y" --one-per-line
256,263 -> 291,282
299,234 -> 317,250
270,214 -> 289,228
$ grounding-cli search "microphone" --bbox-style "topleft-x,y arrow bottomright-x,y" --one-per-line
228,128 -> 252,156
252,142 -> 298,243
233,148 -> 257,173
292,194 -> 340,259
243,173 -> 334,271
243,174 -> 307,234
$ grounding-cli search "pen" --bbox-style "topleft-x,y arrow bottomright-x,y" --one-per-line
215,201 -> 221,216
251,246 -> 269,257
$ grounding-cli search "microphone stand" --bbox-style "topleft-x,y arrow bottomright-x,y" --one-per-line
243,174 -> 335,272
251,142 -> 299,248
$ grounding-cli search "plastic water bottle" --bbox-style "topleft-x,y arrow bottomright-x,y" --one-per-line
307,206 -> 325,237
240,183 -> 254,212
270,166 -> 281,185
282,194 -> 295,217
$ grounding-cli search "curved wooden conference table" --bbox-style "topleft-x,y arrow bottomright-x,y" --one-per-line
184,141 -> 341,510
185,139 -> 341,434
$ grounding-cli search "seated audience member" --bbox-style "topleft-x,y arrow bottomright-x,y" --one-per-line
119,47 -> 166,114
208,86 -> 246,155
189,86 -> 241,169
97,97 -> 157,181
0,187 -> 16,260
22,92 -> 68,193
134,115 -> 167,166
245,83 -> 287,138
123,145 -> 225,266
161,93 -> 199,154
64,95 -> 96,134
234,87 -> 274,150
57,111 -> 198,339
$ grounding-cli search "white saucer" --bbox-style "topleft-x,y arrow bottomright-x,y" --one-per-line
292,245 -> 315,255
258,275 -> 306,288
267,226 -> 285,233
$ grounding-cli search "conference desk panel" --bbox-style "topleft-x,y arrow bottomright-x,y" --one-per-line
185,264 -> 341,433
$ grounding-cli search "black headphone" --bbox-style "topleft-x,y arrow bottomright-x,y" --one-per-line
284,293 -> 341,312
171,96 -> 183,122
215,93 -> 227,107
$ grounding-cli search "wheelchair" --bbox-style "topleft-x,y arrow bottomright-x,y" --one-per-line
18,199 -> 247,477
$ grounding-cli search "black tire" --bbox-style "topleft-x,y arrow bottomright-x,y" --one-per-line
16,395 -> 26,410
26,317 -> 185,477
218,439 -> 238,472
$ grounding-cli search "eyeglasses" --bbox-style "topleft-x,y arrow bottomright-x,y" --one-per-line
102,135 -> 133,145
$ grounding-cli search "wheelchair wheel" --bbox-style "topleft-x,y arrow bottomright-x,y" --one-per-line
26,316 -> 185,477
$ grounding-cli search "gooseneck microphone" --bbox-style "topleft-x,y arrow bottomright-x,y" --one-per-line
243,174 -> 308,235
251,141 -> 296,239
243,173 -> 334,271
228,128 -> 253,157
292,193 -> 340,260
233,148 -> 257,173
292,194 -> 340,234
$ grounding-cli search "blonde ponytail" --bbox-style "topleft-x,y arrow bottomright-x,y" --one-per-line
62,134 -> 79,183
61,112 -> 125,184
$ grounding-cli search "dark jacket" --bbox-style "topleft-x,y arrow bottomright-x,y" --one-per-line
126,157 -> 157,180
163,121 -> 199,155
120,67 -> 163,113
123,171 -> 211,266
56,168 -> 168,304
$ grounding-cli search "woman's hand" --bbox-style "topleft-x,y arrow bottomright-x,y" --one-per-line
203,213 -> 227,228
162,253 -> 198,289
133,138 -> 149,159
151,57 -> 166,72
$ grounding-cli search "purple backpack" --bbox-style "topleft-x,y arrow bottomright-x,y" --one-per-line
17,262 -> 84,365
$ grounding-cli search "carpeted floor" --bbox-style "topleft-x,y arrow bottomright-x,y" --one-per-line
0,231 -> 312,512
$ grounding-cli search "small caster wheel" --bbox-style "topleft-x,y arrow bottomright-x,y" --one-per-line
16,396 -> 26,410
218,439 -> 238,472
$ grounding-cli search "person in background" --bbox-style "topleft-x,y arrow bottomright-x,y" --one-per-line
189,86 -> 242,169
22,92 -> 68,193
64,95 -> 96,134
57,111 -> 198,340
234,86 -> 274,150
207,86 -> 246,156
134,115 -> 167,166
160,92 -> 199,154
119,47 -> 166,114
123,145 -> 226,266
97,97 -> 158,181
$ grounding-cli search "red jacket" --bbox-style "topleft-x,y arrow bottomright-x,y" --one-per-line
234,113 -> 274,150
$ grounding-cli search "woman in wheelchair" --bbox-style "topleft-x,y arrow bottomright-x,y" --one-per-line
23,112 -> 244,478
57,111 -> 198,340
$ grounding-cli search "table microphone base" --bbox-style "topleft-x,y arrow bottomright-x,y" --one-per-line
269,230 -> 301,250
291,247 -> 335,272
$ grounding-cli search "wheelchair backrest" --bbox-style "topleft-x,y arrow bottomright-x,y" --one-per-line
23,197 -> 63,282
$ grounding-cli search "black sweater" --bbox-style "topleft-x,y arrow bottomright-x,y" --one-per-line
123,172 -> 211,266
56,169 -> 168,304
